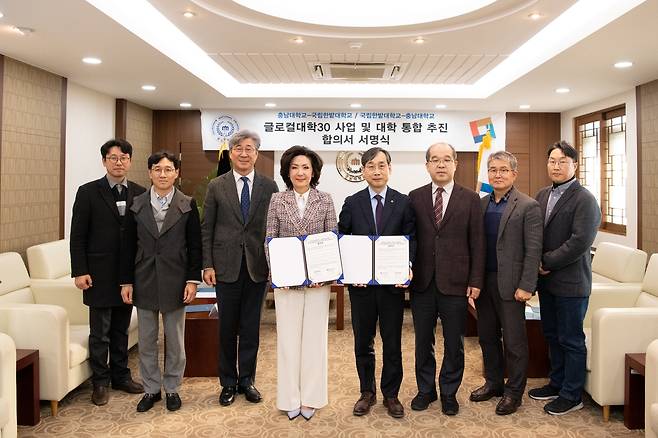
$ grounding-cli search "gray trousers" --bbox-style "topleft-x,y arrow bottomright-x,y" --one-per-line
137,306 -> 186,394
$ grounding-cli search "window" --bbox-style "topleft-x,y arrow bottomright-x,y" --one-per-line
575,105 -> 626,235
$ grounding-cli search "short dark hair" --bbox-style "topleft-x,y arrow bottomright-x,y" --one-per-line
547,140 -> 578,163
279,145 -> 323,190
361,147 -> 391,166
148,151 -> 180,170
100,138 -> 133,159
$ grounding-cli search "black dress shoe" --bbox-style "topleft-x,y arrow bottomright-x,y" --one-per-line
112,379 -> 145,394
495,395 -> 521,415
410,392 -> 438,411
383,397 -> 405,418
238,384 -> 262,403
136,393 -> 162,412
440,394 -> 459,416
469,383 -> 504,402
92,385 -> 109,406
219,385 -> 238,406
353,392 -> 376,416
166,393 -> 182,411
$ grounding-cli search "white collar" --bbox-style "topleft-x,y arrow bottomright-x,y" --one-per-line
233,169 -> 255,183
432,180 -> 454,195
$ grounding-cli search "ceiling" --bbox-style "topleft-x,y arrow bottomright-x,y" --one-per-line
0,0 -> 656,112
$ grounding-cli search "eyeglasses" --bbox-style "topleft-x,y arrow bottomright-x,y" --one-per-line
547,159 -> 572,167
487,168 -> 512,175
364,163 -> 389,171
232,146 -> 256,155
106,155 -> 130,164
151,167 -> 176,175
427,158 -> 454,166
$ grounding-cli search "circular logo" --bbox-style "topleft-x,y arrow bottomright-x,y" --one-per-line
336,151 -> 364,182
211,115 -> 239,141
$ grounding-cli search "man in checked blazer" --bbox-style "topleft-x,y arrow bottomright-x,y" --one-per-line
469,151 -> 543,416
338,147 -> 416,419
202,129 -> 278,407
408,142 -> 485,416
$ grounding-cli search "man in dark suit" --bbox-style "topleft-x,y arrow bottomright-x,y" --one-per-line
338,147 -> 416,419
120,151 -> 202,413
469,151 -> 543,415
528,141 -> 600,415
202,129 -> 278,406
70,139 -> 145,406
408,142 -> 485,416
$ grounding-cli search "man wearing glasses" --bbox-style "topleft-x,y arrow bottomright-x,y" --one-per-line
408,142 -> 485,416
528,141 -> 600,415
70,139 -> 146,406
202,129 -> 278,406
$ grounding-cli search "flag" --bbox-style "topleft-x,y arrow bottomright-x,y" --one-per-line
469,117 -> 500,197
216,139 -> 231,176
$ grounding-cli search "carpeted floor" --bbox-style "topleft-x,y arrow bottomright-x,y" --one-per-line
18,302 -> 643,437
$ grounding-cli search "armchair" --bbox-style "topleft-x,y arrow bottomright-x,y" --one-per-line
591,242 -> 647,283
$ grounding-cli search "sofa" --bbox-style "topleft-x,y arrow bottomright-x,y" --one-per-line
591,242 -> 647,284
647,339 -> 658,438
0,332 -> 17,438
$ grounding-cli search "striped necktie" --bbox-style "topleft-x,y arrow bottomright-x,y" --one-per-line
433,187 -> 444,225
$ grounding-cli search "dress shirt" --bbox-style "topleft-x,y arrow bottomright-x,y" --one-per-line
431,180 -> 454,219
150,186 -> 175,232
233,169 -> 255,202
545,176 -> 577,222
368,186 -> 388,232
294,188 -> 310,216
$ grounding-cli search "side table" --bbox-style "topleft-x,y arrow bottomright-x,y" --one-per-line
624,353 -> 646,429
16,349 -> 39,426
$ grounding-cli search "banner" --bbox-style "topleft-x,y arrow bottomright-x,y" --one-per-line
201,110 -> 505,152
470,117 -> 503,196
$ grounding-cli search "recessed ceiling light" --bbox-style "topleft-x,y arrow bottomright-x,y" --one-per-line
348,42 -> 363,50
555,87 -> 570,94
435,104 -> 447,109
141,85 -> 156,91
413,36 -> 425,44
614,61 -> 633,69
11,26 -> 34,35
82,57 -> 102,65
179,102 -> 192,108
264,102 -> 277,108
291,36 -> 304,44
0,12 -> 4,19
519,104 -> 531,109
350,103 -> 362,108
528,12 -> 542,20
183,11 -> 196,18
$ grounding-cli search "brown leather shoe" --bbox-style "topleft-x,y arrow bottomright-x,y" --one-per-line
112,379 -> 144,394
92,385 -> 109,406
495,395 -> 521,415
383,397 -> 405,418
469,383 -> 504,402
353,392 -> 376,416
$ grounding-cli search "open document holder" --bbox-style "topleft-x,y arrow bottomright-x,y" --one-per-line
267,231 -> 343,288
336,234 -> 410,286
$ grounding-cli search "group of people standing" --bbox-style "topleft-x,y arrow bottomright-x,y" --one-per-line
70,128 -> 600,421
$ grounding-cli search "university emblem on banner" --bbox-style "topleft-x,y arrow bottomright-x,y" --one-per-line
336,151 -> 364,182
210,115 -> 239,143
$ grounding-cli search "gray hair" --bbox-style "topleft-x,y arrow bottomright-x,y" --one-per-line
229,129 -> 261,151
425,142 -> 457,162
487,150 -> 518,171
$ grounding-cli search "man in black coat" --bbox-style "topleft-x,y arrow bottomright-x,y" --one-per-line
70,139 -> 145,406
528,141 -> 601,416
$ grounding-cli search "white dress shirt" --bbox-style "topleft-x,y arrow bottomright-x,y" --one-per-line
431,180 -> 454,218
294,189 -> 310,217
233,169 -> 255,201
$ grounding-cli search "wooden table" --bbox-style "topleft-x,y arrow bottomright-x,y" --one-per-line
466,300 -> 549,378
330,284 -> 345,331
624,353 -> 646,429
184,297 -> 219,377
16,349 -> 39,426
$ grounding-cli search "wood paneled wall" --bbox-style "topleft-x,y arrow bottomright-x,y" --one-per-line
505,112 -> 560,197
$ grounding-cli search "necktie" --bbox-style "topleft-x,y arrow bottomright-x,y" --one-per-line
433,187 -> 444,225
374,194 -> 383,234
158,195 -> 168,209
240,176 -> 250,222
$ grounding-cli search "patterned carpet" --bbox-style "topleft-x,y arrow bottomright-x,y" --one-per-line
19,302 -> 642,437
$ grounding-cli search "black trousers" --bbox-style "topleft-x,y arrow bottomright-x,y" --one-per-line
349,286 -> 404,398
88,305 -> 133,387
475,273 -> 528,400
411,280 -> 467,397
216,258 -> 267,387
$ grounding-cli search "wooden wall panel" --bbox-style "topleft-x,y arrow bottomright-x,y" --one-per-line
455,151 -> 477,190
505,113 -> 530,154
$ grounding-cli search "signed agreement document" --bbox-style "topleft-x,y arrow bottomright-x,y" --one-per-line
374,236 -> 409,285
338,235 -> 409,285
304,231 -> 342,284
268,236 -> 307,288
338,235 -> 374,284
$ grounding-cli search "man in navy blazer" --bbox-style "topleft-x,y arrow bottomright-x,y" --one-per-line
338,147 -> 416,419
528,141 -> 600,415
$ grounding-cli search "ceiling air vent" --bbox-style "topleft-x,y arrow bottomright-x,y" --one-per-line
311,62 -> 403,81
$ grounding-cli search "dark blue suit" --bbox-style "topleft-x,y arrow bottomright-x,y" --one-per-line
338,186 -> 416,398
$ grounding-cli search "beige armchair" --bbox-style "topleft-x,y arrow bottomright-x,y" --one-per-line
0,252 -> 92,416
0,332 -> 17,438
26,239 -> 138,349
584,253 -> 658,421
591,242 -> 647,283
648,339 -> 658,438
